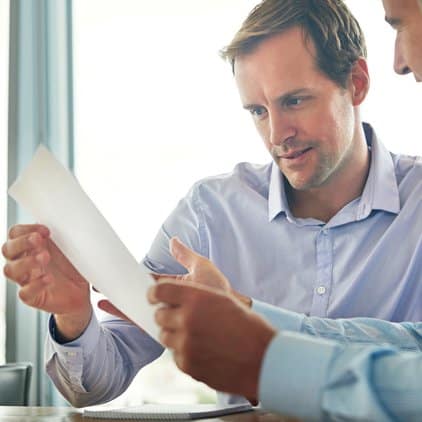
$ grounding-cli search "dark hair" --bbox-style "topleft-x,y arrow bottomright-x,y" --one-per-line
220,0 -> 367,88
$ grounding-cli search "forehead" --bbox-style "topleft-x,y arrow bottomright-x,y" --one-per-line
234,27 -> 327,101
382,0 -> 418,20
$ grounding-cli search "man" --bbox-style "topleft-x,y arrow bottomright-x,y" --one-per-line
385,0 -> 422,80
2,0 -> 421,414
147,0 -> 422,420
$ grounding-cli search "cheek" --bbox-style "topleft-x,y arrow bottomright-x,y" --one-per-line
408,33 -> 422,69
253,120 -> 271,149
322,102 -> 354,154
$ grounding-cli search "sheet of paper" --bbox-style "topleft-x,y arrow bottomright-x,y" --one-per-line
8,145 -> 159,341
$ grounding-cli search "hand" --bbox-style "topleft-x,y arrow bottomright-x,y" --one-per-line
167,237 -> 232,292
2,224 -> 92,341
163,237 -> 252,305
148,280 -> 276,401
98,236 -> 252,321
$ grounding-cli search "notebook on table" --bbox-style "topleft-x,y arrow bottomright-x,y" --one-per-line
83,403 -> 253,420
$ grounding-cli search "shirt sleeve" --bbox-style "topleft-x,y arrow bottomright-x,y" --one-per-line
44,187 -> 204,407
259,331 -> 422,421
253,299 -> 422,351
45,313 -> 164,407
144,183 -> 207,274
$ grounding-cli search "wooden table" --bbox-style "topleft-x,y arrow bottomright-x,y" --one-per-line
0,407 -> 301,421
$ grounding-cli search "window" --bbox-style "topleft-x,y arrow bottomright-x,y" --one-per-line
0,0 -> 9,364
72,0 -> 421,407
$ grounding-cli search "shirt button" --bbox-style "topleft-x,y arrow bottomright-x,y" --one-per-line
316,286 -> 326,295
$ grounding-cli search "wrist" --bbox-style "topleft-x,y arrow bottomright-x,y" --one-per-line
53,305 -> 93,343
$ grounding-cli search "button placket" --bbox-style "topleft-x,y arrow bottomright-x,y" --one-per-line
310,229 -> 334,316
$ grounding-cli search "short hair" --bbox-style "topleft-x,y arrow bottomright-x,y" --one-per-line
220,0 -> 367,88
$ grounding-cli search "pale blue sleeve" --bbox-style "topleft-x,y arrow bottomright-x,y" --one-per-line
253,299 -> 422,351
259,331 -> 422,421
45,313 -> 164,407
44,188 -> 204,407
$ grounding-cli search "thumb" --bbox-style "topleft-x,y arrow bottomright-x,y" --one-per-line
169,237 -> 204,272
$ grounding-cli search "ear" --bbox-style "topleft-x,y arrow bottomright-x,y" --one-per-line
349,57 -> 370,106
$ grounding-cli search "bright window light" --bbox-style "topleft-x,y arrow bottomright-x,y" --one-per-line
0,0 -> 9,364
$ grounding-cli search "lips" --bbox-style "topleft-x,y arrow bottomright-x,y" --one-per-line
280,147 -> 312,159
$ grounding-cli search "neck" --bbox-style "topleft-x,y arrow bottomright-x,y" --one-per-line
287,126 -> 371,223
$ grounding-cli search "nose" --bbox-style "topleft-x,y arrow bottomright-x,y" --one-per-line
268,111 -> 297,147
394,36 -> 412,76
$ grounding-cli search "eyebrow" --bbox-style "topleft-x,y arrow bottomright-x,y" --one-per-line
242,88 -> 311,110
385,16 -> 402,27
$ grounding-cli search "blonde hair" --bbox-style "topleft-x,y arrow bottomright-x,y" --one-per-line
220,0 -> 367,88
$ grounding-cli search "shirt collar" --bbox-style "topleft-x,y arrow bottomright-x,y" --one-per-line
268,161 -> 289,222
267,122 -> 400,222
357,123 -> 400,219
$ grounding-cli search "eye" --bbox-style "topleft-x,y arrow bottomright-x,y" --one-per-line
248,106 -> 267,119
284,97 -> 304,107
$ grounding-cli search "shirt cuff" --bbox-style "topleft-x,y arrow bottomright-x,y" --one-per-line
259,331 -> 337,420
48,312 -> 101,358
252,299 -> 304,332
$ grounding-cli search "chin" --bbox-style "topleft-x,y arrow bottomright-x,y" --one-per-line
285,178 -> 313,191
285,173 -> 328,192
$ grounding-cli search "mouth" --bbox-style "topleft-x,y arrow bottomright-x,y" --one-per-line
279,147 -> 313,160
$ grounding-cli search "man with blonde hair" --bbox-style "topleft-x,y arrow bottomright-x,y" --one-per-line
148,0 -> 422,419
2,0 -> 421,419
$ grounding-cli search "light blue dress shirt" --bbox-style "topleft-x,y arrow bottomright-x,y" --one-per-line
255,301 -> 422,420
45,123 -> 422,408
260,330 -> 422,421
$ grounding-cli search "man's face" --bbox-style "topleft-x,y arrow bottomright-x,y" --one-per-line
382,0 -> 422,81
234,27 -> 364,192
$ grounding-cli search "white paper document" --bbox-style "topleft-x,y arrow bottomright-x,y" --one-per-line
83,403 -> 253,420
8,145 -> 159,341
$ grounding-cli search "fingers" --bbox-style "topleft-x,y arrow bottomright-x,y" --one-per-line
148,279 -> 199,306
3,251 -> 50,285
159,329 -> 179,349
155,306 -> 184,330
169,237 -> 205,272
8,224 -> 50,240
2,232 -> 47,260
151,273 -> 186,283
97,299 -> 132,322
97,300 -> 143,332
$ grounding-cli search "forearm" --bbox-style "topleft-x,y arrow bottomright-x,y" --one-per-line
259,331 -> 422,421
253,299 -> 422,351
45,314 -> 164,407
